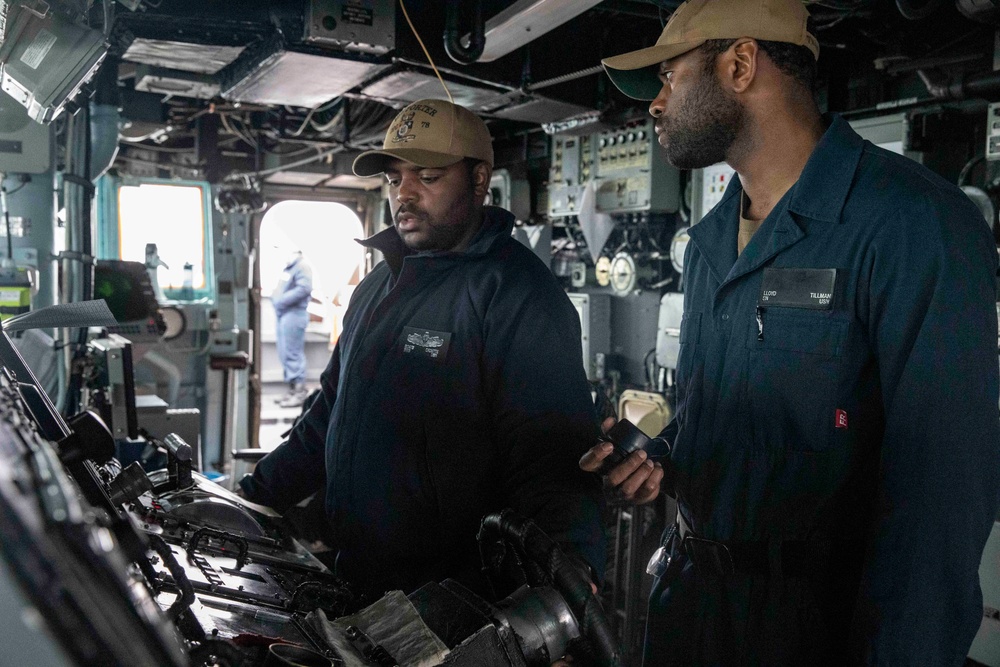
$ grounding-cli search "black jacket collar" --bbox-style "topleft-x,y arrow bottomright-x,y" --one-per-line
357,206 -> 516,275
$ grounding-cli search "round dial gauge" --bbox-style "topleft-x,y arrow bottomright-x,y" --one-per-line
610,252 -> 637,295
670,226 -> 691,275
594,256 -> 612,287
159,306 -> 187,341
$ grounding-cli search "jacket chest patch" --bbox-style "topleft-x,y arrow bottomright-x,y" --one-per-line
401,327 -> 452,362
758,268 -> 837,310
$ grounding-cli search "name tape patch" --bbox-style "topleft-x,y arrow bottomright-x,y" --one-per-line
401,327 -> 452,362
758,268 -> 837,310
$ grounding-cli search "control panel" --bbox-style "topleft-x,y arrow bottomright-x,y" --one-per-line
594,118 -> 679,214
568,292 -> 610,381
548,135 -> 596,217
691,162 -> 737,224
988,102 -> 1000,161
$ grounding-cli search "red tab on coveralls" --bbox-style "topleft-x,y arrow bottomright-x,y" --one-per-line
835,409 -> 848,429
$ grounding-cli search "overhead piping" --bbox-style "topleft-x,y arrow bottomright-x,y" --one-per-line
444,0 -> 485,65
471,0 -> 605,63
918,68 -> 1000,100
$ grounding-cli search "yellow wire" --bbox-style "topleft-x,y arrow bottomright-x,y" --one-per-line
398,0 -> 454,105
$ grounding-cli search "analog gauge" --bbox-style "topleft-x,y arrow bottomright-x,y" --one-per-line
159,306 -> 187,341
610,252 -> 637,296
670,227 -> 691,275
595,256 -> 612,287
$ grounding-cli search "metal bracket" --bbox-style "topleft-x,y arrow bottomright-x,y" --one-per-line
186,527 -> 249,570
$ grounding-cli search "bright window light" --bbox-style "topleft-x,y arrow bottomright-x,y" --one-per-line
259,200 -> 365,341
118,183 -> 208,292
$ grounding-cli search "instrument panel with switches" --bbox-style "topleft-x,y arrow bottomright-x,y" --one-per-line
594,118 -> 680,214
548,135 -> 596,217
988,102 -> 1000,161
547,118 -> 679,217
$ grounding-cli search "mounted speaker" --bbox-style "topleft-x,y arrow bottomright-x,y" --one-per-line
0,89 -> 49,173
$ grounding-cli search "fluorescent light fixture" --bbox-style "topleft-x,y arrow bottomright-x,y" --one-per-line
474,0 -> 604,63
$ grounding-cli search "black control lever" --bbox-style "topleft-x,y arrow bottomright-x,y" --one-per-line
162,433 -> 193,490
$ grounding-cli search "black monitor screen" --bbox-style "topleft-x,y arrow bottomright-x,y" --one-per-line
94,261 -> 160,324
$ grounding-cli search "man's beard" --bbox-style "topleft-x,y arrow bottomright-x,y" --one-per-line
396,204 -> 474,252
660,68 -> 746,170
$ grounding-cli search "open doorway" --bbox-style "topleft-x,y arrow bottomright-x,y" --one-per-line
257,200 -> 365,449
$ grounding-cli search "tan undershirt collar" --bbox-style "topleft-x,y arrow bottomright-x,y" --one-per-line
738,192 -> 764,256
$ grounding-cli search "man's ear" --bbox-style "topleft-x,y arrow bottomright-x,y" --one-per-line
726,38 -> 759,95
472,161 -> 493,199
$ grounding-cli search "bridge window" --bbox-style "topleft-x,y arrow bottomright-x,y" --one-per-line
116,182 -> 211,299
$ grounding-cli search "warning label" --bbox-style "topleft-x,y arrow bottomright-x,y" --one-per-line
342,1 -> 373,26
20,28 -> 57,70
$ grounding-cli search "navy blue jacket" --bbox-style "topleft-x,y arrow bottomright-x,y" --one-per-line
646,116 -> 1000,665
243,207 -> 604,597
273,256 -> 313,317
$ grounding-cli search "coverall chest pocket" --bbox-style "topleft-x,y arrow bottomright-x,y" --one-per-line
746,311 -> 848,452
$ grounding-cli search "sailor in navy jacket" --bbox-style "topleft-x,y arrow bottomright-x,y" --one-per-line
242,205 -> 605,597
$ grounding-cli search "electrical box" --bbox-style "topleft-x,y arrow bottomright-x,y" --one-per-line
0,282 -> 29,320
987,102 -> 1000,161
568,292 -> 610,381
489,168 -> 530,221
849,113 -> 923,163
88,334 -> 138,441
304,0 -> 396,56
0,4 -> 108,123
691,162 -> 736,224
655,292 -> 684,370
594,117 -> 679,214
547,134 -> 595,217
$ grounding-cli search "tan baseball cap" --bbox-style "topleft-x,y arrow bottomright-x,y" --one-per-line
353,99 -> 494,176
602,0 -> 819,101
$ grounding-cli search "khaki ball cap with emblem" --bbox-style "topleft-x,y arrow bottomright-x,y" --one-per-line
353,99 -> 494,177
602,0 -> 820,101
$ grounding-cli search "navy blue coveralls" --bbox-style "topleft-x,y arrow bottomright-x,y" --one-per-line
273,255 -> 313,385
243,207 -> 604,598
645,116 -> 1000,665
